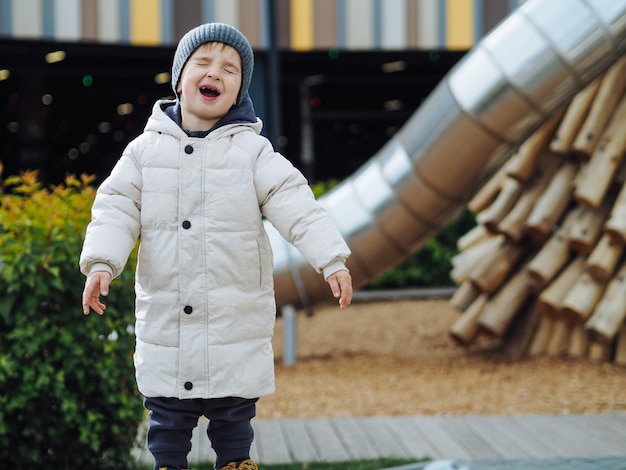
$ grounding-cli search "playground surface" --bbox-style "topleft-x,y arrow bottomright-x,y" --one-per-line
263,297 -> 626,420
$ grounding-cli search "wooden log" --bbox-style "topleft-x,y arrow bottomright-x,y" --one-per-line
476,176 -> 524,232
527,316 -> 554,357
477,270 -> 531,336
588,341 -> 611,362
585,261 -> 626,344
550,78 -> 601,155
450,234 -> 504,285
536,256 -> 586,318
559,271 -> 606,324
571,56 -> 626,160
498,154 -> 561,243
526,208 -> 579,291
573,93 -> 626,208
470,240 -> 528,294
449,293 -> 488,345
524,160 -> 578,244
456,223 -> 489,251
546,317 -> 571,356
506,110 -> 563,183
604,178 -> 626,244
468,164 -> 508,213
586,233 -> 624,282
502,301 -> 542,359
614,323 -> 626,366
567,197 -> 612,255
449,280 -> 481,311
567,323 -> 589,358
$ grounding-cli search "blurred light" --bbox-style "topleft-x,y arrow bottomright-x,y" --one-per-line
79,142 -> 91,153
154,72 -> 170,85
137,94 -> 147,105
0,69 -> 9,81
428,51 -> 440,61
117,103 -> 134,115
68,148 -> 79,160
384,99 -> 403,111
277,136 -> 288,148
82,74 -> 94,87
7,122 -> 19,133
9,92 -> 18,104
328,48 -> 340,59
45,50 -> 66,63
98,122 -> 112,133
310,96 -> 321,108
333,122 -> 346,133
113,131 -> 125,142
41,94 -> 53,105
381,61 -> 406,73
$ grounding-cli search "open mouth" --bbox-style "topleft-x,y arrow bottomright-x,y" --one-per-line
200,86 -> 220,97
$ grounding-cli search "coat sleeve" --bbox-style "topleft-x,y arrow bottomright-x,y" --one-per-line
253,140 -> 351,278
79,141 -> 143,279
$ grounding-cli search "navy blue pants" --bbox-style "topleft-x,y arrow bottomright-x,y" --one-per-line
144,396 -> 258,470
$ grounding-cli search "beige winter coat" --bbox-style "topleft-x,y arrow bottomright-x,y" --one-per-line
80,100 -> 350,399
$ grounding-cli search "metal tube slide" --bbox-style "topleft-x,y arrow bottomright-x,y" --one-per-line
268,0 -> 626,307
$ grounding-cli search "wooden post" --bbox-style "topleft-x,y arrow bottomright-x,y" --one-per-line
588,342 -> 612,362
550,78 -> 601,155
468,164 -> 507,213
604,180 -> 626,244
470,241 -> 528,294
478,270 -> 531,337
567,323 -> 590,358
585,262 -> 626,344
498,154 -> 561,243
527,316 -> 554,357
450,234 -> 504,285
476,176 -> 524,232
526,216 -> 574,291
586,233 -> 624,282
506,110 -> 563,183
457,223 -> 489,251
502,301 -> 542,359
571,56 -> 626,160
536,256 -> 586,318
559,271 -> 606,324
449,293 -> 488,345
450,280 -> 481,311
613,323 -> 626,366
546,317 -> 571,356
566,197 -> 612,255
524,160 -> 578,244
573,94 -> 626,208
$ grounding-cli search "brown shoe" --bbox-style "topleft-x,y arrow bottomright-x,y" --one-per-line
218,460 -> 258,470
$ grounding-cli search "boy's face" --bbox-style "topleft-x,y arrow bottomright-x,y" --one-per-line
177,42 -> 242,131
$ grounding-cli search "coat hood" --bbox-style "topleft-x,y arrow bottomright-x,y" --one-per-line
145,92 -> 262,139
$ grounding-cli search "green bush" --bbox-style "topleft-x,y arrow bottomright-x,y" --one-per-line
0,169 -> 143,468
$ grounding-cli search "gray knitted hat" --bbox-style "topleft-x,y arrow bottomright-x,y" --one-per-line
171,23 -> 254,105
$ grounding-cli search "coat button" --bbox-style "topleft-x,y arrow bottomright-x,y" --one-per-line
184,144 -> 193,154
182,220 -> 191,229
184,305 -> 193,314
184,381 -> 193,390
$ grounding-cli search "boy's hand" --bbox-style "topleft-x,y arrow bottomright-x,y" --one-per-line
82,271 -> 112,315
327,270 -> 353,309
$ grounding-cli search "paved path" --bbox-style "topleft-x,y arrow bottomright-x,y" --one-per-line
133,412 -> 626,467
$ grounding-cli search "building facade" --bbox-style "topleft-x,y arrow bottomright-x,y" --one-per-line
0,0 -> 525,183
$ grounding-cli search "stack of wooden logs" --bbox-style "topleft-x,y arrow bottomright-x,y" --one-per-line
449,57 -> 626,364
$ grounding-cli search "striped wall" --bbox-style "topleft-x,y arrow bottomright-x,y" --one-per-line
0,0 -> 527,50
